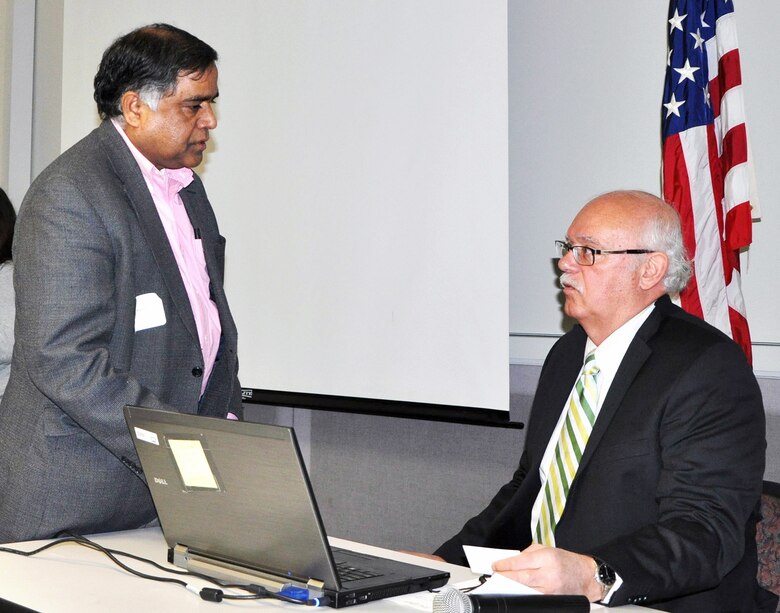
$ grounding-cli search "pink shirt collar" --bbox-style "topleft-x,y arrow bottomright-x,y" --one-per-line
111,119 -> 194,195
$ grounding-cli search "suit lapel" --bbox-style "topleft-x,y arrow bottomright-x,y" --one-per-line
97,121 -> 200,345
528,328 -> 589,466
179,185 -> 237,341
576,301 -> 666,472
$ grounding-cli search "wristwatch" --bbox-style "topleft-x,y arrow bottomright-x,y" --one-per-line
593,557 -> 616,601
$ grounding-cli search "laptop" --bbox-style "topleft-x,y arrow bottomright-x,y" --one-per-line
123,406 -> 450,607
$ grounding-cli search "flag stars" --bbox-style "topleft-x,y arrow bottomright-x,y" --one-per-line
691,29 -> 705,49
675,59 -> 700,84
664,93 -> 685,118
669,8 -> 687,33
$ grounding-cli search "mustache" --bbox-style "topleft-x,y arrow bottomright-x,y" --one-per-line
559,273 -> 581,292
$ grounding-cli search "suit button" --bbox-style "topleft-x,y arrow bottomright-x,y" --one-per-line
192,367 -> 203,377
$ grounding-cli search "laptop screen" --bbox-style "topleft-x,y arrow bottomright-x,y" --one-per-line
123,406 -> 340,588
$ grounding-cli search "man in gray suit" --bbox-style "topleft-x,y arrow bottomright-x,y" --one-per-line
0,24 -> 242,541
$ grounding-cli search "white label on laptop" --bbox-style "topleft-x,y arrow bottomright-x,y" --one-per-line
134,427 -> 159,446
168,438 -> 220,490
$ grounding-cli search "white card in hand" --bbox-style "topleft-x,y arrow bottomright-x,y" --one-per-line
463,545 -> 520,575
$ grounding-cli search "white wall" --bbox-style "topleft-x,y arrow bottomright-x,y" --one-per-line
0,0 -> 10,191
0,0 -> 35,206
508,0 -> 780,375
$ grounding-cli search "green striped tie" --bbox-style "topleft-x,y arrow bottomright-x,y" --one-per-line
534,351 -> 600,546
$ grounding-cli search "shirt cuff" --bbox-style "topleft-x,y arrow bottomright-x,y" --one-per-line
601,572 -> 623,604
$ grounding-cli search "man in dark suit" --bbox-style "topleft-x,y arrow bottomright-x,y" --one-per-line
0,24 -> 242,541
432,191 -> 770,611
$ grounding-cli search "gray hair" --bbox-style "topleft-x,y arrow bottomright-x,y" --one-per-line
137,86 -> 164,112
609,190 -> 692,295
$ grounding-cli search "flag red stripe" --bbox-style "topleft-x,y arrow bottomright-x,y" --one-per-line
705,125 -> 726,237
710,78 -> 722,118
725,203 -> 752,250
729,307 -> 752,365
718,49 -> 743,94
662,135 -> 704,320
720,122 -> 752,250
721,123 -> 748,170
709,49 -> 742,119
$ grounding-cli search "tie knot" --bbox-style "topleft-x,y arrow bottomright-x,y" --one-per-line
583,351 -> 599,377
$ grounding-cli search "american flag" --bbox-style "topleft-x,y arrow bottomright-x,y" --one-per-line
661,0 -> 754,364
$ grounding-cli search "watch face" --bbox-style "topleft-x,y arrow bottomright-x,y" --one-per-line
598,562 -> 616,586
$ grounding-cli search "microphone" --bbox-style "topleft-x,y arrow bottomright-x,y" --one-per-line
432,586 -> 589,613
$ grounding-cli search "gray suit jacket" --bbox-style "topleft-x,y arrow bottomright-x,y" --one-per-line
0,120 -> 242,541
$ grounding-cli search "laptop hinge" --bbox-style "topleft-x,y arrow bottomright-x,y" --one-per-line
172,544 -> 327,598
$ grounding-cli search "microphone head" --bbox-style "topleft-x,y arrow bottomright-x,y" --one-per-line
432,586 -> 473,613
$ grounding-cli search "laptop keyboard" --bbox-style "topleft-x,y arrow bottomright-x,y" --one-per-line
335,560 -> 383,582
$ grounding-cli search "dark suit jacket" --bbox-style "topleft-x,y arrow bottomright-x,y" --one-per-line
0,120 -> 242,541
436,296 -> 768,612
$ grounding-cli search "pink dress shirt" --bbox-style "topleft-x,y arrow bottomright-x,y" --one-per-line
112,120 -> 220,398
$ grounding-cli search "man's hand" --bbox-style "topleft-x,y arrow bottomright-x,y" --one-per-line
491,544 -> 603,602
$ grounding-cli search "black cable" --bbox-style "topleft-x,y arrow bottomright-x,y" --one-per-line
428,573 -> 487,595
461,574 -> 490,593
0,533 -> 327,604
1,535 -> 191,590
58,533 -> 275,601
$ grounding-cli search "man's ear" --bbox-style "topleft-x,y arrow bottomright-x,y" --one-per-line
120,91 -> 145,128
639,252 -> 669,290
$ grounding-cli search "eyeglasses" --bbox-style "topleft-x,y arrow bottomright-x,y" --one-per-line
555,240 -> 654,266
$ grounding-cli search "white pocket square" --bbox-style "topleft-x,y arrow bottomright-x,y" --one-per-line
135,292 -> 167,332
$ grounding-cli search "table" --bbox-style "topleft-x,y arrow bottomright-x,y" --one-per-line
0,528 -> 661,612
